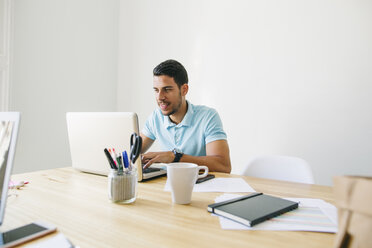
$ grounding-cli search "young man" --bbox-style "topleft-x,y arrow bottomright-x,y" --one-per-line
141,59 -> 231,173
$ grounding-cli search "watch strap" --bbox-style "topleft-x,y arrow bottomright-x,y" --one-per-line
173,149 -> 183,162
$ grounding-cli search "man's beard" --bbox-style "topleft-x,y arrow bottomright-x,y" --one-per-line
167,100 -> 182,116
161,93 -> 182,116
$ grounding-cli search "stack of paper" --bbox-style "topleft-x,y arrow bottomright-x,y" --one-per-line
213,194 -> 338,233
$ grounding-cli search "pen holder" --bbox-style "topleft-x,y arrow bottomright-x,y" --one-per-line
108,169 -> 137,204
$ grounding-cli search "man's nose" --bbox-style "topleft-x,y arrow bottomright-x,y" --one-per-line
157,90 -> 165,100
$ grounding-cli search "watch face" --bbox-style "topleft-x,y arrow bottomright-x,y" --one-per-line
173,148 -> 183,162
173,148 -> 182,154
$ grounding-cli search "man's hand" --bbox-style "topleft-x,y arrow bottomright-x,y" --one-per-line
142,151 -> 175,169
140,140 -> 231,173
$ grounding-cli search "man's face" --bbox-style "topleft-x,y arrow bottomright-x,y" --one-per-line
153,75 -> 187,116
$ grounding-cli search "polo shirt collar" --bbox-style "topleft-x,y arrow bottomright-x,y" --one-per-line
163,100 -> 194,128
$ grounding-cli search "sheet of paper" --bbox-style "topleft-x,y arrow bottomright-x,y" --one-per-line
164,178 -> 256,192
213,194 -> 338,233
24,233 -> 78,248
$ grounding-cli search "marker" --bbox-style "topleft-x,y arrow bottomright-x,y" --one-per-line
123,151 -> 129,170
113,148 -> 123,172
117,155 -> 123,172
104,148 -> 116,169
113,148 -> 118,158
108,149 -> 117,168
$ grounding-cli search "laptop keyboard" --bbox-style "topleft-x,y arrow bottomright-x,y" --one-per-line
143,167 -> 162,173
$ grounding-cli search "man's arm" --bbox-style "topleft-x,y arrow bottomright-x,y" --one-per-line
141,140 -> 231,173
140,133 -> 154,154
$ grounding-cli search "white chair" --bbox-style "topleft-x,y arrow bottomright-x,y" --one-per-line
241,155 -> 315,184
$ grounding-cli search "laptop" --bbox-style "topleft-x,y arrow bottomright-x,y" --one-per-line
0,112 -> 20,224
66,112 -> 166,181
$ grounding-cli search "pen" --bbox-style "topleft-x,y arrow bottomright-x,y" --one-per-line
113,148 -> 123,172
104,148 -> 116,169
123,151 -> 129,170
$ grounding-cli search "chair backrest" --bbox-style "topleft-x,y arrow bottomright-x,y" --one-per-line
242,155 -> 315,184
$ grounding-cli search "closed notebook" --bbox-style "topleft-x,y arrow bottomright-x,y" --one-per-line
208,193 -> 299,227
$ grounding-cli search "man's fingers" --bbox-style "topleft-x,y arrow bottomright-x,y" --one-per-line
143,162 -> 150,169
143,156 -> 157,169
141,153 -> 153,164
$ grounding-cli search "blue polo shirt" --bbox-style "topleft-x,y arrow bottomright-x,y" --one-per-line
142,101 -> 227,156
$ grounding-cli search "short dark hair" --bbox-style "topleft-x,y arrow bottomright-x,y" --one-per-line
153,59 -> 188,87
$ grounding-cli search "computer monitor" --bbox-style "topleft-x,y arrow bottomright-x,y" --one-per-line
0,112 -> 20,225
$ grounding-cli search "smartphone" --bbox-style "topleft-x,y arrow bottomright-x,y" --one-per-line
196,174 -> 215,184
0,221 -> 57,248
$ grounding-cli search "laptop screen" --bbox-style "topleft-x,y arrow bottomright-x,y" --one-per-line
66,112 -> 143,178
0,112 -> 20,225
66,112 -> 166,182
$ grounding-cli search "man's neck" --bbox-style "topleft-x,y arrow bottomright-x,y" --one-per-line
169,100 -> 188,125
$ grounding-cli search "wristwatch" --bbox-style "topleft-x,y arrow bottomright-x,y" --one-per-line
172,148 -> 183,162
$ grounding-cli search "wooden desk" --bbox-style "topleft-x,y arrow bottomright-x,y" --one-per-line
3,168 -> 335,247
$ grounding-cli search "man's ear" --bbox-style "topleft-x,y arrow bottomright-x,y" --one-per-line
181,84 -> 189,96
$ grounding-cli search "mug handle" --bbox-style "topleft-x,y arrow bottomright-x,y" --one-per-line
197,166 -> 209,179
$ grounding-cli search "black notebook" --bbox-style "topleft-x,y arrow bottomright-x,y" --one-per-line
208,193 -> 299,227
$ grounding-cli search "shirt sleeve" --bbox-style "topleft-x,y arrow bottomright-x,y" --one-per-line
141,111 -> 156,141
204,109 -> 227,144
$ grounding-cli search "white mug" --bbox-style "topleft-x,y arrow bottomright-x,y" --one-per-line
166,162 -> 209,204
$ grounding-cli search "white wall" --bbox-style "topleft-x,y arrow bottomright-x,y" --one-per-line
0,0 -> 12,111
9,0 -> 372,185
11,0 -> 119,173
118,0 -> 372,185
